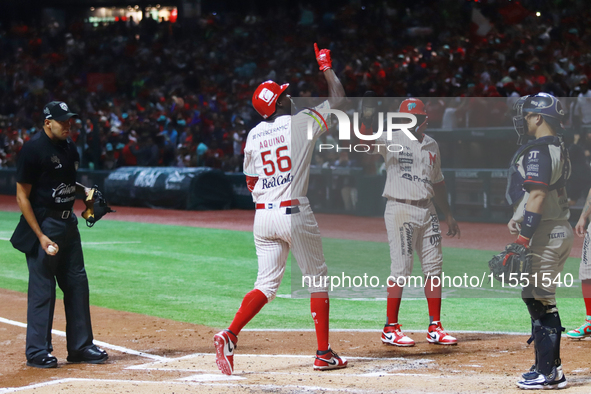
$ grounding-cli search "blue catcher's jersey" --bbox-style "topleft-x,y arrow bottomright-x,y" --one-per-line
506,136 -> 570,222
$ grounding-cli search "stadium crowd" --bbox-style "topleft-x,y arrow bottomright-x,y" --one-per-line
1,0 -> 591,172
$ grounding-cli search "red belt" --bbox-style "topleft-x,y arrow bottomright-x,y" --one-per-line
256,199 -> 301,210
394,198 -> 430,208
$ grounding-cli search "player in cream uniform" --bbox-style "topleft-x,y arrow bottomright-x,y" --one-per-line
214,43 -> 348,375
368,98 -> 460,347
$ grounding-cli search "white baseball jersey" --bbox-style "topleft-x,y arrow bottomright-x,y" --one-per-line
373,132 -> 444,201
243,101 -> 332,300
244,101 -> 331,202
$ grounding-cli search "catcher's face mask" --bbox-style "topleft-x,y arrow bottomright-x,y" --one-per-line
512,96 -> 530,145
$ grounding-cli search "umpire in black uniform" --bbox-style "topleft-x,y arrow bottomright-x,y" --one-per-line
11,101 -> 108,368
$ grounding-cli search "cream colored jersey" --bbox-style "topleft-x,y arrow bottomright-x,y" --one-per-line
244,101 -> 331,203
373,132 -> 444,200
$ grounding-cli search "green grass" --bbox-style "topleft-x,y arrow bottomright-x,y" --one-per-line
0,210 -> 587,333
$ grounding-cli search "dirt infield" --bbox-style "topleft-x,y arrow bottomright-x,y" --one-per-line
1,287 -> 591,393
1,195 -> 590,393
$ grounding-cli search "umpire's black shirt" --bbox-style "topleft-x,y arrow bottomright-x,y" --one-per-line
16,131 -> 79,211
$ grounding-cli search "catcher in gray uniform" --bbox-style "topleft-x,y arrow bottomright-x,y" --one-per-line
502,93 -> 573,390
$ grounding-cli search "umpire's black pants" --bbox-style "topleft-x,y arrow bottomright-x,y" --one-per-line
25,215 -> 94,359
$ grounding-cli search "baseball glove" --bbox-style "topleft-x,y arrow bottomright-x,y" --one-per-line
81,186 -> 115,228
488,242 -> 532,284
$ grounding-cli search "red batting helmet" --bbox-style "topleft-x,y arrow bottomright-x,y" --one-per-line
252,81 -> 289,119
399,98 -> 428,134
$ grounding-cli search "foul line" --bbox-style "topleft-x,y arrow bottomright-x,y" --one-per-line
0,378 -> 388,394
127,352 -> 411,370
0,317 -> 168,362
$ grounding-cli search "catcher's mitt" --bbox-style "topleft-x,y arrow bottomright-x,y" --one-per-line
488,242 -> 532,283
81,186 -> 115,227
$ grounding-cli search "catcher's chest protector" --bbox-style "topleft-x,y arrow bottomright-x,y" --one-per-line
505,136 -> 569,207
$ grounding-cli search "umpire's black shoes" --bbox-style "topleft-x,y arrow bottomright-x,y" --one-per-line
26,353 -> 58,368
67,345 -> 108,364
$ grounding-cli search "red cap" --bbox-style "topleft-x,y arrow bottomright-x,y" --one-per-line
252,81 -> 289,119
399,98 -> 427,115
399,98 -> 428,134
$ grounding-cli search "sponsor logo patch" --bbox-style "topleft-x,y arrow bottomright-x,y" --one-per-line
259,88 -> 276,104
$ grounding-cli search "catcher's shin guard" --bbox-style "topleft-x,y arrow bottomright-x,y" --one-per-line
522,319 -> 538,379
532,312 -> 563,377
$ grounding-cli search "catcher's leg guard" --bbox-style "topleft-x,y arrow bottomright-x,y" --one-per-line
522,319 -> 538,379
522,293 -> 563,376
531,311 -> 562,378
537,311 -> 563,373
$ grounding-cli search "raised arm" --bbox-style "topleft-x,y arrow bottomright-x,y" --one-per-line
314,43 -> 345,109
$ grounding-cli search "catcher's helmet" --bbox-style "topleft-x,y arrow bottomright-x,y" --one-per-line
513,93 -> 564,145
399,98 -> 428,134
252,80 -> 289,119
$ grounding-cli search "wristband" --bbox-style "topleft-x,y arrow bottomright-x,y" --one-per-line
515,234 -> 530,246
520,210 -> 542,240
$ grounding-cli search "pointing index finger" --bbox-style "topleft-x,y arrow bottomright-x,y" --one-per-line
314,43 -> 319,56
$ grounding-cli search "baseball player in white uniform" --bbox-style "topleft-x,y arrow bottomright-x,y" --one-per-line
364,98 -> 460,347
505,93 -> 572,390
214,43 -> 348,375
567,187 -> 591,339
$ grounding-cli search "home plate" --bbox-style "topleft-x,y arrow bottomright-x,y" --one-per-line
180,374 -> 246,382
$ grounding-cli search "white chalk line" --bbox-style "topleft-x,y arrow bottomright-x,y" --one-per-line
130,368 -> 439,378
126,352 -> 418,372
0,378 -> 390,394
0,373 -> 441,394
0,317 -> 167,362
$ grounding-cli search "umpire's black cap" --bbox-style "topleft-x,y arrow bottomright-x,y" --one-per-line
43,101 -> 78,121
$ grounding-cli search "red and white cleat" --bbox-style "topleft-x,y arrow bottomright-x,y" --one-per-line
381,323 -> 415,347
427,321 -> 457,345
214,329 -> 237,375
313,346 -> 348,371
